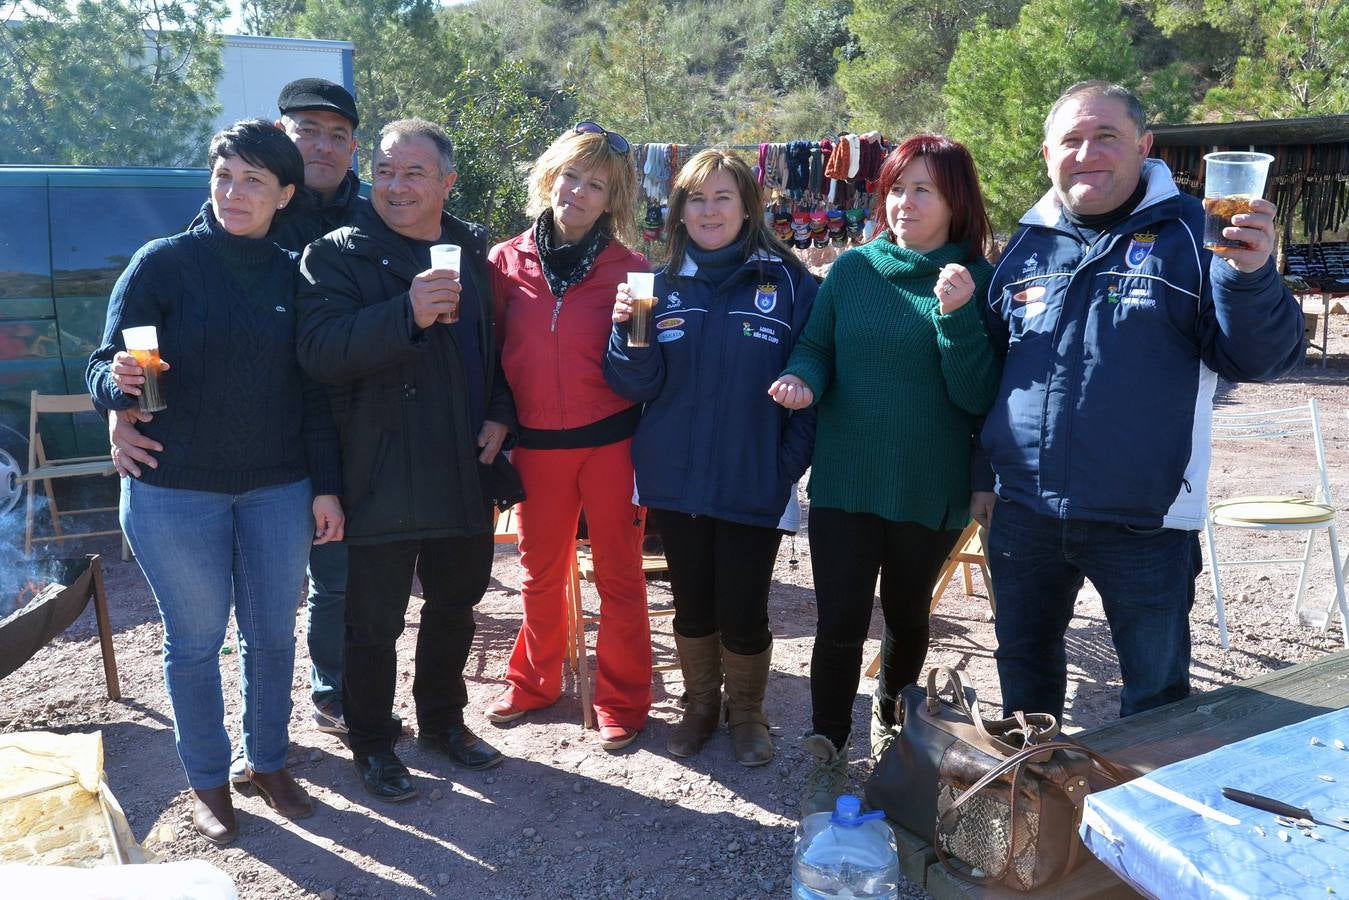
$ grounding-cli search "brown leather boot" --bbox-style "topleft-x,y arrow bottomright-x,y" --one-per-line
666,632 -> 723,758
192,785 -> 237,845
723,644 -> 774,767
244,767 -> 314,820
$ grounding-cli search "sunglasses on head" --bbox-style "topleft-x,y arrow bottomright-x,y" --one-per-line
574,121 -> 631,154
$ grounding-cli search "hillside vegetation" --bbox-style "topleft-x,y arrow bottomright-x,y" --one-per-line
4,0 -> 1345,232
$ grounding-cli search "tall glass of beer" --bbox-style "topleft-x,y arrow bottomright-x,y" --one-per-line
627,272 -> 657,348
122,326 -> 167,413
1202,152 -> 1273,250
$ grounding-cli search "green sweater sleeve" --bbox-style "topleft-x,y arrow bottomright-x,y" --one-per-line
931,261 -> 1000,415
781,263 -> 838,402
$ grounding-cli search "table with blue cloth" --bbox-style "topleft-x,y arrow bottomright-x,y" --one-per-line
1080,706 -> 1349,899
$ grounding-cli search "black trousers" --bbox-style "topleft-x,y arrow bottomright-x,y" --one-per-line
649,509 -> 782,656
343,530 -> 493,758
808,506 -> 961,748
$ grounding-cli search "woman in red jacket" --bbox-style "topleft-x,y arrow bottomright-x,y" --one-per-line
488,123 -> 651,750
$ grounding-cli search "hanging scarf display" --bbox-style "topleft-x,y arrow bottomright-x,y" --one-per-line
628,132 -> 898,276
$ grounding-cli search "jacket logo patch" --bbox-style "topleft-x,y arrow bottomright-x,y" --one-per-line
754,284 -> 777,313
741,321 -> 781,345
1124,232 -> 1156,268
656,317 -> 684,329
1022,253 -> 1039,272
665,291 -> 682,309
1011,284 -> 1047,320
1107,282 -> 1157,309
657,329 -> 684,343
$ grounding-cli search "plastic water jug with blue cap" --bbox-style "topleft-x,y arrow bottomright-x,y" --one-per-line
791,793 -> 900,898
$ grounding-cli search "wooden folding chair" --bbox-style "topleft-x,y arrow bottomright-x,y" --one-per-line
17,392 -> 128,559
494,499 -> 680,730
567,540 -> 678,729
493,505 -> 520,544
864,520 -> 994,678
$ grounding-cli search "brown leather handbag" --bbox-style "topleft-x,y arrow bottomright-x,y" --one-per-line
934,737 -> 1131,891
864,667 -> 1131,892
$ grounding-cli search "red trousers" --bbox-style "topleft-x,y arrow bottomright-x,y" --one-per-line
503,440 -> 651,730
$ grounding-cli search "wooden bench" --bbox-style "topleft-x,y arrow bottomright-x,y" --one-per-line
894,648 -> 1349,898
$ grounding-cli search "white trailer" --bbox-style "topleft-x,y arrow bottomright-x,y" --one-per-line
214,34 -> 356,130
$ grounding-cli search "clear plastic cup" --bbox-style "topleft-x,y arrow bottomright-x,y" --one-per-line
122,326 -> 166,413
1202,152 -> 1274,250
626,272 -> 657,348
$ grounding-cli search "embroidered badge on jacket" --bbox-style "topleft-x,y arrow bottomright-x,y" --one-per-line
1125,232 -> 1156,268
754,284 -> 777,313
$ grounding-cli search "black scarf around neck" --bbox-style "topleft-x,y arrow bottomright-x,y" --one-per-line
535,208 -> 612,299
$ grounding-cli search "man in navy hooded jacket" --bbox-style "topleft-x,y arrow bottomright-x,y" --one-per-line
972,81 -> 1303,721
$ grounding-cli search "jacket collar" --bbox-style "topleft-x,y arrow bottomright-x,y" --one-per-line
1022,158 -> 1181,231
673,248 -> 783,279
327,170 -> 362,214
337,203 -> 479,279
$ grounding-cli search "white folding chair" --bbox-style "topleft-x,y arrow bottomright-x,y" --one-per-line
1203,398 -> 1348,650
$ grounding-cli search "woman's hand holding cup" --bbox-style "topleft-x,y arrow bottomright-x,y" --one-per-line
110,349 -> 171,396
612,283 -> 635,324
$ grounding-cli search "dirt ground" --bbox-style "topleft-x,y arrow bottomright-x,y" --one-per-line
2,314 -> 1346,899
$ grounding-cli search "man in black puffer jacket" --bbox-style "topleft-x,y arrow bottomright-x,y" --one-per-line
297,118 -> 518,803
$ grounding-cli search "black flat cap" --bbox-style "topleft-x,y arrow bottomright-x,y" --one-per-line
278,78 -> 359,128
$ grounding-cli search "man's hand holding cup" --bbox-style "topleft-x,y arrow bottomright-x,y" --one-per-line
410,267 -> 461,329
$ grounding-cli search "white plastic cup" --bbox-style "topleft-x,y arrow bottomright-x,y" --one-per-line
121,326 -> 166,413
1202,152 -> 1274,250
428,244 -> 462,323
626,272 -> 657,348
627,272 -> 655,298
429,243 -> 461,272
122,326 -> 158,351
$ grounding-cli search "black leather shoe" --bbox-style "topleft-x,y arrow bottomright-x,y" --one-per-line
353,752 -> 417,802
418,723 -> 504,770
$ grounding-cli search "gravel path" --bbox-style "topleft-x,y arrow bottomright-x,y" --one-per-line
2,318 -> 1346,898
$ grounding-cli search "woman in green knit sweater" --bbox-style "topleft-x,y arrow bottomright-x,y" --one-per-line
769,134 -> 1000,815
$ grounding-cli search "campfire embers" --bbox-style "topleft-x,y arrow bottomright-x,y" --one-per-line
0,555 -> 120,699
5,581 -> 60,621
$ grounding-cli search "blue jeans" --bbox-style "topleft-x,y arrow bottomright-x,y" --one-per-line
306,540 -> 347,708
121,477 -> 313,788
987,499 -> 1203,722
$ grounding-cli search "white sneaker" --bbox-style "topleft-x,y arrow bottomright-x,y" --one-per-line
313,701 -> 348,735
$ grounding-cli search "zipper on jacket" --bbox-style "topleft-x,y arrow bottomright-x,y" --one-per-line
1051,231 -> 1121,506
699,278 -> 739,507
680,291 -> 702,509
550,293 -> 567,424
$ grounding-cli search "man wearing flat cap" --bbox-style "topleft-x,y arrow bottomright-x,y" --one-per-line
270,77 -> 365,250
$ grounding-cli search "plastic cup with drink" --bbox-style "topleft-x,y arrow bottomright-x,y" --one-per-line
1202,152 -> 1274,251
122,326 -> 167,413
626,272 -> 657,348
429,243 -> 462,324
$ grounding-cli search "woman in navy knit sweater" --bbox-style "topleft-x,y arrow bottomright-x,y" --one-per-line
87,121 -> 343,845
